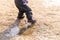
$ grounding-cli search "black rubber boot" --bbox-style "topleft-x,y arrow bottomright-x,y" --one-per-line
28,20 -> 36,24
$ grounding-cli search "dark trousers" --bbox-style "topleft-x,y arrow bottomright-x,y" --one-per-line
15,0 -> 33,20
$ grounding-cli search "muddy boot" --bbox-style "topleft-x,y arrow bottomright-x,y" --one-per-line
28,19 -> 36,24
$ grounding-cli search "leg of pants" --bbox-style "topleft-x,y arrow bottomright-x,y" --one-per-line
22,5 -> 33,20
17,10 -> 25,19
25,11 -> 33,20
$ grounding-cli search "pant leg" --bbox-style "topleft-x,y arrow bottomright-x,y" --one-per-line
17,10 -> 25,19
15,0 -> 25,19
25,11 -> 33,20
22,5 -> 33,20
22,5 -> 32,12
15,0 -> 24,8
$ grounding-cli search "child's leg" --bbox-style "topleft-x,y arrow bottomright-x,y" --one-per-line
25,11 -> 36,23
15,0 -> 25,20
25,11 -> 32,20
23,5 -> 36,23
17,10 -> 25,20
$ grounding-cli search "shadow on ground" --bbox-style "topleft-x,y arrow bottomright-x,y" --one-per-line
0,19 -> 35,40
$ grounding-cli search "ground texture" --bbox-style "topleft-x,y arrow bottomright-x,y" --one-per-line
0,0 -> 60,40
